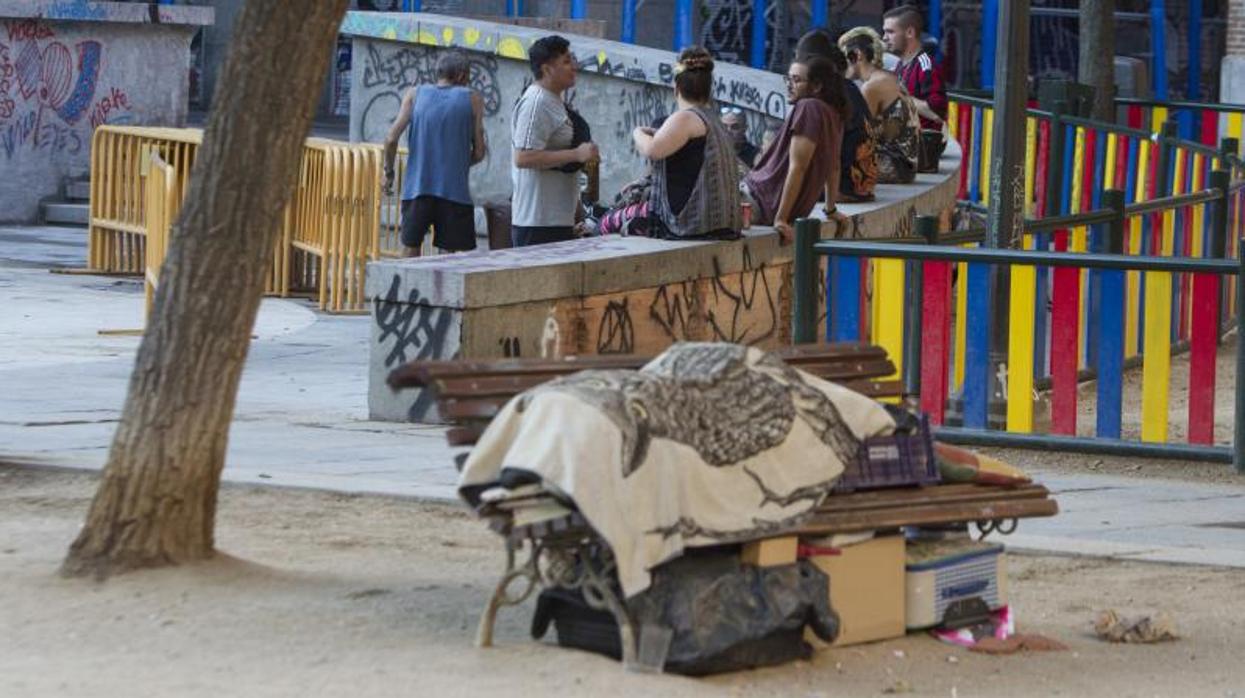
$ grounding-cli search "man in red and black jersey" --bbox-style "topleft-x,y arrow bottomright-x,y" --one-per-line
882,5 -> 947,131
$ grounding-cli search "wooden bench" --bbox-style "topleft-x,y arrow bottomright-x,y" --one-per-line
386,343 -> 1057,665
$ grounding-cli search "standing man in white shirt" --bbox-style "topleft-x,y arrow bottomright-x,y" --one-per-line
510,35 -> 598,247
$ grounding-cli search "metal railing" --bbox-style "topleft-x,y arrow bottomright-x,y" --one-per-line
793,173 -> 1245,472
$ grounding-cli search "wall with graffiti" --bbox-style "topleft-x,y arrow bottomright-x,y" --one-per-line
0,13 -> 202,223
344,11 -> 788,208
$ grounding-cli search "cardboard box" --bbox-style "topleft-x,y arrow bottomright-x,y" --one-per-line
807,534 -> 906,646
741,536 -> 798,567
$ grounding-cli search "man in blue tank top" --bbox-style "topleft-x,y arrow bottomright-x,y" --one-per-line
383,51 -> 486,256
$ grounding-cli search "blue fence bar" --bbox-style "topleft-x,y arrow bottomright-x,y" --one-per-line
981,0 -> 998,90
571,0 -> 586,19
962,263 -> 992,428
620,0 -> 636,43
811,0 -> 828,29
674,0 -> 693,51
1151,0 -> 1168,99
828,257 -> 861,342
751,0 -> 767,69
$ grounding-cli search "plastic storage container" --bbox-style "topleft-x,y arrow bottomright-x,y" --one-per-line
905,539 -> 1008,629
833,414 -> 940,493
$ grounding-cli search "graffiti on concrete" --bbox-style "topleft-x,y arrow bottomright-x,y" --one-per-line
359,42 -> 503,143
0,20 -> 132,160
699,0 -> 787,73
374,274 -> 455,368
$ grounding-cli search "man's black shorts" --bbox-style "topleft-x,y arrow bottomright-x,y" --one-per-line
401,196 -> 477,252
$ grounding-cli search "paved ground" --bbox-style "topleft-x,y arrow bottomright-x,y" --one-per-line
3,225 -> 1245,567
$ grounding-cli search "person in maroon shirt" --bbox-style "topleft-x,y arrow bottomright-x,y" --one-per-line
742,56 -> 851,244
882,5 -> 947,131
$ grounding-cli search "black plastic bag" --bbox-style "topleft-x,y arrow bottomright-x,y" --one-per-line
531,552 -> 839,675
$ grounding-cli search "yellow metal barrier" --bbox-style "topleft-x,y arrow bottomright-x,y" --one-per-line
91,126 -> 387,313
143,150 -> 177,318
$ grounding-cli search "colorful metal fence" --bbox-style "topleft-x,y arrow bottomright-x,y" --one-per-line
793,194 -> 1245,470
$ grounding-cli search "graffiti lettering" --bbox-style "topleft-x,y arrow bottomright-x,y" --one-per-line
706,246 -> 777,345
88,86 -> 130,129
615,84 -> 670,142
5,20 -> 54,43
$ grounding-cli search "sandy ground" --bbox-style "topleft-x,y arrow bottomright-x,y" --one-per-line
3,464 -> 1243,698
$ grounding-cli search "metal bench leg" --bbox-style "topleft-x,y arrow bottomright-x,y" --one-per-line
475,540 -> 537,648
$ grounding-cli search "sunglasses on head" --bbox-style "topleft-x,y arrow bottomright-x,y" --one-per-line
720,106 -> 743,116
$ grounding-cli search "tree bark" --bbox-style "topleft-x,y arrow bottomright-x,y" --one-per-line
1079,0 -> 1116,123
62,0 -> 350,578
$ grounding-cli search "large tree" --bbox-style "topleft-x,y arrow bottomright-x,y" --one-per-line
1079,0 -> 1116,123
62,0 -> 350,578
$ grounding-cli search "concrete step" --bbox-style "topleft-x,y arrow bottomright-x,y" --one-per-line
42,201 -> 89,226
65,180 -> 91,202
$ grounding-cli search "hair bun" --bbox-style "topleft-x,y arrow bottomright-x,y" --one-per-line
683,55 -> 713,72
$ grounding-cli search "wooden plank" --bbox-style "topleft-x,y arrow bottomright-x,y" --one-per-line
814,483 -> 1051,514
796,498 -> 1059,536
920,260 -> 952,424
1188,272 -> 1220,445
430,358 -> 899,399
1007,262 -> 1037,433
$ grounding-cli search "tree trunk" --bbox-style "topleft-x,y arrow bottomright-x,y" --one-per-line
62,0 -> 349,578
1079,0 -> 1116,123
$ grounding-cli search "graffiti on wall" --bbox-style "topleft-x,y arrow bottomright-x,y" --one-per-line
699,0 -> 788,73
359,41 -> 502,142
0,19 -> 132,160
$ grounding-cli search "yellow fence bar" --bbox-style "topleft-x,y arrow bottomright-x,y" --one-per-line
1006,262 -> 1036,432
872,258 -> 905,388
953,256 -> 968,391
143,151 -> 176,319
1141,207 -> 1176,442
1024,116 -> 1037,216
979,108 -> 994,206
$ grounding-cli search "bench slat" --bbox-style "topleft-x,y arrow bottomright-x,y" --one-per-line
388,342 -> 888,389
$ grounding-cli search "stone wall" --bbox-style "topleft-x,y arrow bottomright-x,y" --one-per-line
343,11 -> 789,207
0,1 -> 211,223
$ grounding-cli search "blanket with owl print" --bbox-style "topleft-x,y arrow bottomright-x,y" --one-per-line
458,342 -> 896,597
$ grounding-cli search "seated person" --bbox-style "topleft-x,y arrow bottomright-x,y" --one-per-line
742,55 -> 851,243
841,28 -> 920,184
720,106 -> 760,170
598,47 -> 741,240
795,28 -> 876,202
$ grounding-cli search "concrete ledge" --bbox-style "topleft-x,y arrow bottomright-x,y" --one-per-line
365,141 -> 962,311
0,0 -> 213,25
366,142 -> 961,422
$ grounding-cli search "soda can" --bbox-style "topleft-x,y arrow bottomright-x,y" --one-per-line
740,201 -> 752,230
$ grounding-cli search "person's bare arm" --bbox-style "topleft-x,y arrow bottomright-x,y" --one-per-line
383,89 -> 415,193
513,143 -> 596,169
469,92 -> 487,165
772,134 -> 816,243
633,110 -> 701,160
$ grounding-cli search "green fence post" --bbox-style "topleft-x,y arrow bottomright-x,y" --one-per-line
1211,169 -> 1231,345
1237,219 -> 1245,475
792,218 -> 819,345
1044,102 -> 1067,217
1103,189 -> 1126,254
1222,137 -> 1241,182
